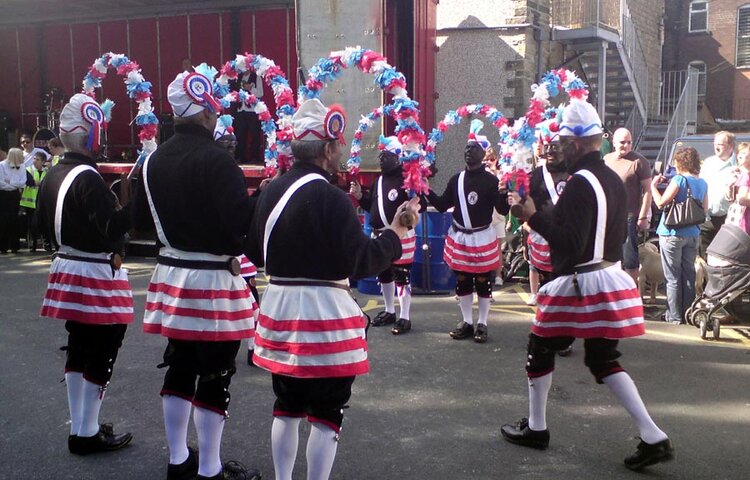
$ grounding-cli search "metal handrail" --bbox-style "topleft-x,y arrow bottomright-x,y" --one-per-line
654,67 -> 699,168
620,0 -> 649,119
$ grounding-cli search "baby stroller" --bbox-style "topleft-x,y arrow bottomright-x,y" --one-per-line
500,219 -> 528,283
687,224 -> 750,340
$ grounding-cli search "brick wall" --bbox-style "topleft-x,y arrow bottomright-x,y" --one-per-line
663,0 -> 750,120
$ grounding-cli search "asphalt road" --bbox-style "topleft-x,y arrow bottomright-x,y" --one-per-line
1,252 -> 749,480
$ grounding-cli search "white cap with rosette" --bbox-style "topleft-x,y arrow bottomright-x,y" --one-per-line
292,98 -> 346,144
558,100 -> 603,137
167,66 -> 221,118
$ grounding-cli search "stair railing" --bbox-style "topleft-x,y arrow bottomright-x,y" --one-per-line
619,0 -> 649,129
653,66 -> 699,170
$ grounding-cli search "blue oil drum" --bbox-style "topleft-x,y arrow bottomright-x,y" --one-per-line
357,211 -> 382,295
411,208 -> 456,294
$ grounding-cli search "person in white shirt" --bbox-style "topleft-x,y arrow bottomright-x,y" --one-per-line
20,133 -> 51,167
234,72 -> 264,164
0,148 -> 28,253
699,131 -> 738,256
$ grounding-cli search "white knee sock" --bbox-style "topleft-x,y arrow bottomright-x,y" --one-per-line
397,286 -> 412,320
477,297 -> 491,326
458,295 -> 474,324
248,336 -> 255,350
381,282 -> 395,313
163,395 -> 192,464
528,373 -> 552,431
603,372 -> 668,444
193,406 -> 225,477
306,422 -> 339,480
271,416 -> 302,480
78,379 -> 104,437
65,372 -> 85,435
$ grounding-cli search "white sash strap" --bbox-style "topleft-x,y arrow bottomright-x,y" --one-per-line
263,173 -> 327,264
457,171 -> 472,229
54,164 -> 98,247
542,165 -> 560,205
376,176 -> 388,226
141,152 -> 171,248
575,169 -> 606,266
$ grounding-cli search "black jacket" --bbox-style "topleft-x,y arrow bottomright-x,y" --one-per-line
132,123 -> 254,256
528,151 -> 627,275
37,152 -> 130,253
427,167 -> 509,228
245,161 -> 401,280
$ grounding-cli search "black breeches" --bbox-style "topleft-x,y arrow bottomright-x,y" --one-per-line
64,321 -> 127,386
454,270 -> 493,298
160,339 -> 241,415
525,333 -> 624,383
377,263 -> 412,287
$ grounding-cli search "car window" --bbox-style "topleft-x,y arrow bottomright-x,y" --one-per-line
666,135 -> 750,172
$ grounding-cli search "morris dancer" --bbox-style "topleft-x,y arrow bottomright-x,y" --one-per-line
350,135 -> 422,335
501,100 -> 674,471
37,93 -> 134,455
133,68 -> 261,480
427,120 -> 509,343
245,98 -> 419,480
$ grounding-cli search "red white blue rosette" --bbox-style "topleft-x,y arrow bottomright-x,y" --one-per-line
324,105 -> 346,143
183,72 -> 220,112
214,53 -> 297,176
301,46 -> 428,194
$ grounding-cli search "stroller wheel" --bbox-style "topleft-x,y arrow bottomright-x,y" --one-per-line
699,318 -> 708,340
712,318 -> 721,340
684,307 -> 694,326
692,309 -> 708,330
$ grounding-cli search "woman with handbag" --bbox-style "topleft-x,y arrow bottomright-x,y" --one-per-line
651,147 -> 709,324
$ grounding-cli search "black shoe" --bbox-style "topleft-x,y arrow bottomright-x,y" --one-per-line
558,345 -> 573,357
473,324 -> 488,343
168,447 -> 199,480
196,460 -> 262,480
624,438 -> 674,471
500,417 -> 550,450
68,423 -> 133,455
449,321 -> 474,340
247,349 -> 255,367
371,311 -> 396,327
391,318 -> 411,335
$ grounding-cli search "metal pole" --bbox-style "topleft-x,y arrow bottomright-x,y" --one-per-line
156,18 -> 163,114
598,40 -> 607,126
69,24 -> 76,96
16,28 -> 25,132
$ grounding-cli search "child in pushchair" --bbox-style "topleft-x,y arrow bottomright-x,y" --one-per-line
687,224 -> 750,339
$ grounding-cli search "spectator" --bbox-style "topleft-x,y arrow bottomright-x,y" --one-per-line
600,125 -> 613,157
651,147 -> 708,324
0,148 -> 27,253
234,71 -> 264,164
484,147 -> 506,284
604,128 -> 652,285
0,149 -> 6,161
48,137 -> 64,167
20,133 -> 50,167
727,143 -> 750,234
699,131 -> 737,257
19,151 -> 47,252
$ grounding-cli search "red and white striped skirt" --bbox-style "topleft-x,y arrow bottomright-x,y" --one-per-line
393,229 -> 416,265
238,254 -> 257,280
532,263 -> 645,339
144,249 -> 257,341
40,248 -> 134,325
527,230 -> 553,272
254,278 -> 369,378
443,225 -> 500,274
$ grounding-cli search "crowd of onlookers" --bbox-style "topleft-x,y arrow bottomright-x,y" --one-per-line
0,134 -> 64,254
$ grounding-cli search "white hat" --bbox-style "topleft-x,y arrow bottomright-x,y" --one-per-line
292,98 -> 346,144
168,70 -> 221,118
467,118 -> 490,150
214,114 -> 235,140
60,93 -> 107,152
378,135 -> 403,156
558,100 -> 603,137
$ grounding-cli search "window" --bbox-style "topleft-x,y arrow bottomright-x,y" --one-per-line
737,5 -> 750,68
688,61 -> 707,99
689,1 -> 708,32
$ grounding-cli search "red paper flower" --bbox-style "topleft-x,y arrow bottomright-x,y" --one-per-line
138,124 -> 158,141
438,121 -> 448,132
479,105 -> 491,115
220,62 -> 238,79
116,61 -> 140,76
456,105 -> 469,117
258,110 -> 272,121
354,131 -> 363,140
359,51 -> 385,72
263,166 -> 277,178
276,89 -> 295,107
265,65 -> 285,79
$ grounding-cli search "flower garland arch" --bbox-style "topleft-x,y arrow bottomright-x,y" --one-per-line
300,46 -> 429,194
82,52 -> 159,163
213,53 -> 296,176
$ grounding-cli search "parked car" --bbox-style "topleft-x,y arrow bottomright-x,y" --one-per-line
660,133 -> 750,174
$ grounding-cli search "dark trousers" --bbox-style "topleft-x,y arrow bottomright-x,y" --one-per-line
699,214 -> 726,258
234,111 -> 263,164
0,189 -> 21,252
525,333 -> 624,384
19,206 -> 39,250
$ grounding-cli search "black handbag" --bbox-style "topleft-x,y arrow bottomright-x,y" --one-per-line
663,176 -> 705,228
